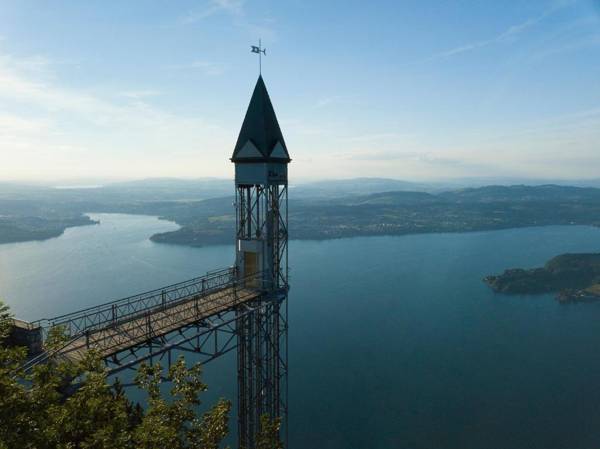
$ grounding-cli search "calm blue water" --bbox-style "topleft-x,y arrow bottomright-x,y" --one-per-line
2,214 -> 600,449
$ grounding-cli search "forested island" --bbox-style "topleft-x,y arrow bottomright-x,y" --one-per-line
485,253 -> 600,303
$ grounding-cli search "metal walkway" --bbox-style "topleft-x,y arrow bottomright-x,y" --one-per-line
22,267 -> 268,374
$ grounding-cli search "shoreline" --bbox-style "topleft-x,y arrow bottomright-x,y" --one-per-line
484,253 -> 600,304
150,223 -> 600,249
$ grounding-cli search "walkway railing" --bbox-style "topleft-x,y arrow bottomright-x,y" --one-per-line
32,267 -> 237,341
20,267 -> 277,373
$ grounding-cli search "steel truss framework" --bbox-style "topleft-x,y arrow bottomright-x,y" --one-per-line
236,184 -> 288,289
104,302 -> 256,380
235,182 -> 288,449
19,184 -> 289,449
20,266 -> 288,449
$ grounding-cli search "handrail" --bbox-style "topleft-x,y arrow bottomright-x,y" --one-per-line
17,269 -> 284,375
33,267 -> 239,341
33,266 -> 233,326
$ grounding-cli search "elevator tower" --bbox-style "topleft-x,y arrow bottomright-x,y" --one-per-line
232,75 -> 290,448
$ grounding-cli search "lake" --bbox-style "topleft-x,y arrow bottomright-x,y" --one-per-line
2,213 -> 600,449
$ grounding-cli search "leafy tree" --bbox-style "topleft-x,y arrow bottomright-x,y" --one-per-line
256,415 -> 284,449
0,300 -> 283,449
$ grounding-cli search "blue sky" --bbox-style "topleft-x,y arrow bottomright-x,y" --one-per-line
0,0 -> 599,182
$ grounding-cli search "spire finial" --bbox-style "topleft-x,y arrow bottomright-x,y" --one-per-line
250,39 -> 266,75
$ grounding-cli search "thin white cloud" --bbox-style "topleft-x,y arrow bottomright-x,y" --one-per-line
342,150 -> 490,172
528,21 -> 600,61
119,90 -> 162,99
315,95 -> 349,109
165,60 -> 227,76
180,0 -> 245,24
341,132 -> 407,143
0,48 -> 231,181
435,107 -> 600,178
0,51 -> 212,129
406,2 -> 574,66
437,16 -> 543,59
301,102 -> 600,181
179,0 -> 276,41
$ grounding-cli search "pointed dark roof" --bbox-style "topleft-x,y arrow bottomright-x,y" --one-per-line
231,75 -> 290,163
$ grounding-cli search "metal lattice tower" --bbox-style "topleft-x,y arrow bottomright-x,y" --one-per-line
232,75 -> 290,448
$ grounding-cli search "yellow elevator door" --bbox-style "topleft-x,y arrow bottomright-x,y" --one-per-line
244,251 -> 258,287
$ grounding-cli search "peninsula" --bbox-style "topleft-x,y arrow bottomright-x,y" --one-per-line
0,215 -> 98,244
484,253 -> 600,303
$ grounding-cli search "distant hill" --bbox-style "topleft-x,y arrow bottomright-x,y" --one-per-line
3,181 -> 600,246
325,190 -> 440,206
436,177 -> 600,189
150,184 -> 600,247
94,178 -> 233,202
439,185 -> 600,203
0,178 -> 232,203
291,178 -> 434,198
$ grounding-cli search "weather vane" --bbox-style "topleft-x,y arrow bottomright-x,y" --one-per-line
251,39 -> 266,75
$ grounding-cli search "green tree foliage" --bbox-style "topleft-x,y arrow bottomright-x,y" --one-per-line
0,300 -> 256,449
256,415 -> 283,449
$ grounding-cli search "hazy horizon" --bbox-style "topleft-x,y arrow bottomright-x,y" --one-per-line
3,174 -> 600,190
1,0 -> 599,181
